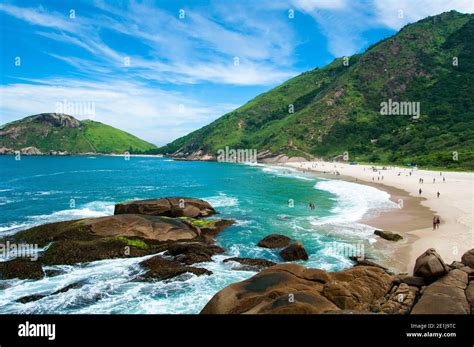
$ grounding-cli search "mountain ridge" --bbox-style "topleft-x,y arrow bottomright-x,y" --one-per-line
0,113 -> 157,154
158,11 -> 474,169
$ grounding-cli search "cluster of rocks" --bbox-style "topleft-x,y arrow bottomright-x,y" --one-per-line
0,197 -> 233,283
0,146 -> 43,155
257,234 -> 309,261
201,248 -> 474,314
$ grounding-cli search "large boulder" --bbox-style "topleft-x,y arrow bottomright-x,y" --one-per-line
280,242 -> 308,261
461,249 -> 474,268
200,264 -> 392,314
7,213 -> 234,272
411,269 -> 470,314
413,248 -> 449,280
374,229 -> 403,241
257,234 -> 291,249
114,197 -> 217,218
12,214 -> 202,246
322,267 -> 393,311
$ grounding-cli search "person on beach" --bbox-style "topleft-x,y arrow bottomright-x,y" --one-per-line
419,188 -> 422,195
437,192 -> 440,198
436,217 -> 441,229
443,177 -> 446,182
433,178 -> 435,183
433,217 -> 437,230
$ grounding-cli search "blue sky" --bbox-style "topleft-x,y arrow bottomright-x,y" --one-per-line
1,0 -> 473,145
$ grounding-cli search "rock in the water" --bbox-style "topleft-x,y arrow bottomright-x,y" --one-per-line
114,197 -> 217,218
280,242 -> 308,261
15,282 -> 83,304
413,248 -> 449,280
140,255 -> 211,280
411,269 -> 470,314
200,264 -> 391,314
461,249 -> 474,268
223,257 -> 276,271
165,242 -> 225,265
374,229 -> 403,241
0,259 -> 44,280
257,234 -> 291,249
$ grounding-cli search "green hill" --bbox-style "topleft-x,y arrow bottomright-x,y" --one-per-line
159,11 -> 474,170
0,113 -> 157,154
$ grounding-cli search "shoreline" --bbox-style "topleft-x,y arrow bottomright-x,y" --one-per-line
282,161 -> 474,274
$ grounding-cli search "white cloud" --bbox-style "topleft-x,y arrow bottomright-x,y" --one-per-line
0,80 -> 237,145
373,0 -> 474,29
290,0 -> 474,57
0,1 -> 298,86
292,0 -> 347,11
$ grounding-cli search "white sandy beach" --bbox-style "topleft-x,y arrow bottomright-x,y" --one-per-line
283,161 -> 474,273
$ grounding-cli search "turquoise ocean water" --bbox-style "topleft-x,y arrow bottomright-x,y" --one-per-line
0,156 -> 396,313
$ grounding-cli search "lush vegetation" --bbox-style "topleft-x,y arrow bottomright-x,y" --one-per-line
160,11 -> 474,170
0,115 -> 157,154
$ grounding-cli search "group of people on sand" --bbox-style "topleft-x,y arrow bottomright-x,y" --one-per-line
432,216 -> 441,230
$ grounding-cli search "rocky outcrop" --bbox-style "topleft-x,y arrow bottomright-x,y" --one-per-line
411,269 -> 470,314
201,248 -> 474,315
114,197 -> 217,218
257,234 -> 291,249
280,242 -> 309,261
0,146 -> 14,154
201,264 -> 391,314
374,229 -> 403,241
413,248 -> 449,280
223,257 -> 276,271
20,146 -> 42,155
1,198 -> 233,280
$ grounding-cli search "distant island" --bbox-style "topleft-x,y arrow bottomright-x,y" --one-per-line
0,113 -> 157,155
